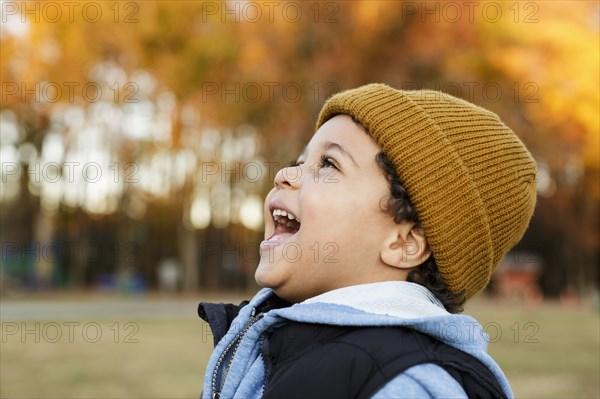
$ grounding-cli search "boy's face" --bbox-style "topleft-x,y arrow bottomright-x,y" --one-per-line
255,114 -> 408,302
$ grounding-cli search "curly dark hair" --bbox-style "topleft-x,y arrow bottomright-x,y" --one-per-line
349,115 -> 466,313
375,152 -> 466,313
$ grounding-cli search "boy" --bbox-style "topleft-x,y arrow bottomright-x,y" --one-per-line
198,83 -> 537,398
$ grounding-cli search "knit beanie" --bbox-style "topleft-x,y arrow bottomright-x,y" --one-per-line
316,83 -> 537,301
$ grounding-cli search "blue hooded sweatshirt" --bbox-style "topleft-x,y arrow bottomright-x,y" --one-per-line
201,281 -> 513,398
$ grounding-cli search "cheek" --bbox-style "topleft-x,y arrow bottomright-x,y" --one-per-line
299,188 -> 343,238
302,193 -> 385,249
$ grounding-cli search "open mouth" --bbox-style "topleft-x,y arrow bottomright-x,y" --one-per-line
263,208 -> 301,246
273,209 -> 300,231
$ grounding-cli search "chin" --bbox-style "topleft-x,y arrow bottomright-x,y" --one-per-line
254,261 -> 277,288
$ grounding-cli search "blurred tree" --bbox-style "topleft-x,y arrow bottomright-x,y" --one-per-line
1,1 -> 597,296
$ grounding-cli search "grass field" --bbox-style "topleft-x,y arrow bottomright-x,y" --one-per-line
1,294 -> 598,398
465,299 -> 600,398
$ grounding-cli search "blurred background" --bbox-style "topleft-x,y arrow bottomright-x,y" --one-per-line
1,1 -> 598,398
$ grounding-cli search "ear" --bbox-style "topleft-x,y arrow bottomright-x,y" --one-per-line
380,223 -> 431,270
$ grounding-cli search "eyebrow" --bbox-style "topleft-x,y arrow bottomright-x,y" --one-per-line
299,141 -> 359,168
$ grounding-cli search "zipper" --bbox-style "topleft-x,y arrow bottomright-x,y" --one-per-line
211,307 -> 263,399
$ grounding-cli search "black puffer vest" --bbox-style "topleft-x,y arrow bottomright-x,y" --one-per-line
199,298 -> 506,399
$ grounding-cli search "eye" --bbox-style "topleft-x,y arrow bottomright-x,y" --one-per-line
319,154 -> 338,170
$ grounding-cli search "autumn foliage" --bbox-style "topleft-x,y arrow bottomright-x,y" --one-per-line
0,1 -> 598,297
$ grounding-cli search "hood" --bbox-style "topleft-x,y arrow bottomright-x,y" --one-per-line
246,281 -> 512,397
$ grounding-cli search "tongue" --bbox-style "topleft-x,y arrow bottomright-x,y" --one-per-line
267,231 -> 295,242
267,224 -> 297,242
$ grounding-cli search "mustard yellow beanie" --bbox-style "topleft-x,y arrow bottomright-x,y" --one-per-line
316,83 -> 537,300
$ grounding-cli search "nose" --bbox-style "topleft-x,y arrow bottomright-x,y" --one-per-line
274,164 -> 302,189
